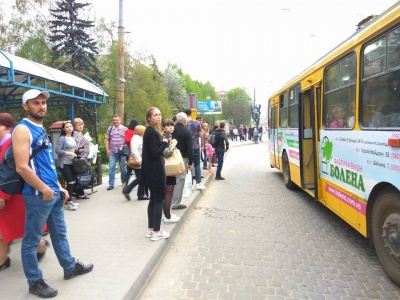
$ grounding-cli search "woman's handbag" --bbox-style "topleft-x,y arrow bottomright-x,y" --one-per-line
72,157 -> 91,174
76,173 -> 92,188
118,145 -> 130,157
127,155 -> 141,168
164,149 -> 185,176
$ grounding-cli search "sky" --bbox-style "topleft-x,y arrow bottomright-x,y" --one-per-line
90,0 -> 399,109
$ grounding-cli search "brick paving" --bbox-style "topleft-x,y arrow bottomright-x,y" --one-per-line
1,139 -> 399,300
139,141 -> 400,300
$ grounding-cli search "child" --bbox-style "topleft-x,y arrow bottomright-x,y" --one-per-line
330,106 -> 347,128
205,141 -> 215,173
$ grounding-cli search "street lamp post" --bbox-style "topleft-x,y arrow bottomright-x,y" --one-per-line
117,0 -> 125,121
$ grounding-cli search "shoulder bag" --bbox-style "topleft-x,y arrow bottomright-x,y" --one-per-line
127,155 -> 141,168
164,148 -> 185,176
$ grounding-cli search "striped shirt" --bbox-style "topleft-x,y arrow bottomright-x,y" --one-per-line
105,125 -> 127,153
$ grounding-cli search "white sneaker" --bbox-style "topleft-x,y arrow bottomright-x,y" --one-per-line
65,203 -> 77,211
163,214 -> 180,224
145,230 -> 153,238
70,201 -> 79,207
196,183 -> 206,190
150,230 -> 170,241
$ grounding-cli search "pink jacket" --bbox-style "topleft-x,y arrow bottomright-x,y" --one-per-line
205,143 -> 215,156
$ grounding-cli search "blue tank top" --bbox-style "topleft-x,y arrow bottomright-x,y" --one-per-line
15,119 -> 59,195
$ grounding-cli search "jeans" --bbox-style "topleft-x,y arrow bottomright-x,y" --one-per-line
108,152 -> 127,187
254,135 -> 259,144
171,158 -> 188,208
203,149 -> 208,168
216,148 -> 225,178
124,168 -> 141,194
22,193 -> 75,286
192,148 -> 201,184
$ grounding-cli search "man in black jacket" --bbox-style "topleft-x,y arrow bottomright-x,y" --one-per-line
214,122 -> 229,180
171,112 -> 194,209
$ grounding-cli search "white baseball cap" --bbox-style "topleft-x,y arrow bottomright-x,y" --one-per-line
22,89 -> 50,104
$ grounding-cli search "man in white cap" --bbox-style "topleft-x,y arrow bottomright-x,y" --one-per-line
13,89 -> 93,298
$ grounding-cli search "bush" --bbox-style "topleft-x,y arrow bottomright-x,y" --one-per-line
99,145 -> 108,164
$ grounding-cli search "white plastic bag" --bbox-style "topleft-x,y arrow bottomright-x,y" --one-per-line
182,171 -> 193,198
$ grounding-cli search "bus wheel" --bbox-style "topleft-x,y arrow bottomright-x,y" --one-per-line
282,152 -> 296,190
371,187 -> 400,286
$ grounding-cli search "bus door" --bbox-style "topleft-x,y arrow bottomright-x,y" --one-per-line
299,87 -> 317,196
270,104 -> 280,168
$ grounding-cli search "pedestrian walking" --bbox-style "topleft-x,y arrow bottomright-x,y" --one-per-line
105,115 -> 127,190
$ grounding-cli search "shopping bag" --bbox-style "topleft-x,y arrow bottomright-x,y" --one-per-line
182,172 -> 193,198
164,149 -> 185,176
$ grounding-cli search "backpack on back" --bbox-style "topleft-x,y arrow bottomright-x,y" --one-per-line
0,132 -> 47,195
210,131 -> 220,148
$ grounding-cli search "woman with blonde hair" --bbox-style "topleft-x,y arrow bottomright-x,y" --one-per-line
72,118 -> 90,199
141,107 -> 170,241
122,125 -> 146,200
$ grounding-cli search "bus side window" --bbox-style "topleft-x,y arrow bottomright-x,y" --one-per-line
280,92 -> 288,128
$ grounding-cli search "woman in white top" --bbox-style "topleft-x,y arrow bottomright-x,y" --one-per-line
122,125 -> 146,200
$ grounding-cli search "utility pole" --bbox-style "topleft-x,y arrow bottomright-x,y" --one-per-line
117,0 -> 125,121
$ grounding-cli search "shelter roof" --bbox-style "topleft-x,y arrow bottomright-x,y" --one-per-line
0,50 -> 107,108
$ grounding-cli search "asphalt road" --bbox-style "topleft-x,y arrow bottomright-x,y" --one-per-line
139,140 -> 400,300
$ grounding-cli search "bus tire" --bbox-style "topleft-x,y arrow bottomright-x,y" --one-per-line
371,187 -> 400,286
282,152 -> 296,190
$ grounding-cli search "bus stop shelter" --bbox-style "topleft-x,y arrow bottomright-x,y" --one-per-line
0,50 -> 107,184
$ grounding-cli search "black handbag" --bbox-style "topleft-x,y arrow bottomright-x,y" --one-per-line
76,174 -> 92,188
118,145 -> 130,157
72,157 -> 91,174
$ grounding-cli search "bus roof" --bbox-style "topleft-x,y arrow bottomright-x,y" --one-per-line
269,2 -> 400,100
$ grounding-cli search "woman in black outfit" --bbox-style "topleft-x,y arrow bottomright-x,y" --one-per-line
141,107 -> 170,241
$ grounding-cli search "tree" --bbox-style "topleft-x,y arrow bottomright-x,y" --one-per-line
49,0 -> 101,83
163,64 -> 186,110
223,88 -> 252,126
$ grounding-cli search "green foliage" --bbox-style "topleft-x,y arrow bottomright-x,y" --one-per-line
98,145 -> 108,164
163,64 -> 186,110
222,88 -> 252,126
49,0 -> 101,83
15,30 -> 52,64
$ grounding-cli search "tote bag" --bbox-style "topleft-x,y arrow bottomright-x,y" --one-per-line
164,149 -> 185,176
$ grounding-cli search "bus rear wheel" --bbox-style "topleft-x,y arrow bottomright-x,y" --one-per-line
371,187 -> 400,286
282,152 -> 296,190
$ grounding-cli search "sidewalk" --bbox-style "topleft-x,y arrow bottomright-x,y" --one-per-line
0,168 -> 214,300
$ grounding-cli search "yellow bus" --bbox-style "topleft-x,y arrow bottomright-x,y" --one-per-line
268,3 -> 400,285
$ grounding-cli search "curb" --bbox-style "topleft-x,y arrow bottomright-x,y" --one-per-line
124,170 -> 214,300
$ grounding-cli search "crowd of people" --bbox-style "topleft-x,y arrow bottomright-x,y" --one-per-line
0,88 -> 236,298
230,124 -> 264,143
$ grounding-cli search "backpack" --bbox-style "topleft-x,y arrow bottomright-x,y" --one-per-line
210,131 -> 220,147
0,132 -> 47,195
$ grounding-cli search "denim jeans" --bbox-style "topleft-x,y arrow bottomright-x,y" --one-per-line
109,152 -> 127,187
192,148 -> 201,184
216,148 -> 225,178
22,193 -> 75,286
124,168 -> 141,194
254,135 -> 259,144
203,149 -> 208,168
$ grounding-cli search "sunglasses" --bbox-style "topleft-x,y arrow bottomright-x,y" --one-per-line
63,120 -> 72,124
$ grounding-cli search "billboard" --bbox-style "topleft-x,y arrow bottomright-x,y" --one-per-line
197,101 -> 222,114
